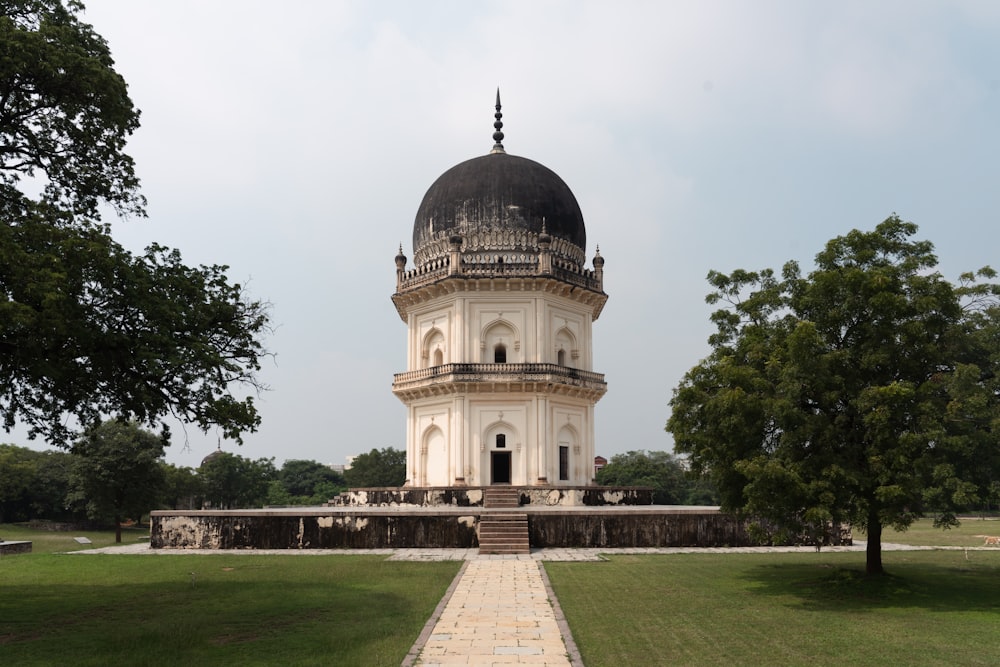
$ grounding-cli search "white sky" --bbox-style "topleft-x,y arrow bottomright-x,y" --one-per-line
10,1 -> 1000,469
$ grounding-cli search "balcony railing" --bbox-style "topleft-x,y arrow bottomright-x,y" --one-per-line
392,363 -> 606,392
396,259 -> 603,293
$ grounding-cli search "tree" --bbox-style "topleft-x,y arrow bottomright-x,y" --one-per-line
0,443 -> 37,522
596,450 -> 717,505
160,463 -> 203,510
198,452 -> 276,509
0,443 -> 78,522
1,0 -> 144,220
344,447 -> 406,488
1,1 -> 271,447
273,459 -> 346,505
67,419 -> 166,542
668,217 -> 1000,575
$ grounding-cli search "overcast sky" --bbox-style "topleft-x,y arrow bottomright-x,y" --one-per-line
11,1 -> 1000,469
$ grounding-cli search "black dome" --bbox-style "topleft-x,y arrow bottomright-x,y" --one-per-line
412,151 -> 586,256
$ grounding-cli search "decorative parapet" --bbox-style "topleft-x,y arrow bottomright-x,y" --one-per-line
392,362 -> 607,401
413,229 -> 585,268
396,256 -> 602,293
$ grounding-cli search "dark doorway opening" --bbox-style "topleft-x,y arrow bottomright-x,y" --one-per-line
491,451 -> 512,484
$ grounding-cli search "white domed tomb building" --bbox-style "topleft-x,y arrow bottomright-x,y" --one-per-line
392,95 -> 607,488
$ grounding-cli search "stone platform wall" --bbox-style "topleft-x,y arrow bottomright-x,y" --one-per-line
150,508 -> 850,550
151,511 -> 478,550
530,511 -> 749,548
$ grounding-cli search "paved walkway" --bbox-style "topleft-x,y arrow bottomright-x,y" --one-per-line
404,557 -> 579,667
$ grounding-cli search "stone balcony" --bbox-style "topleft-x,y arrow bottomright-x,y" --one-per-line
392,363 -> 607,401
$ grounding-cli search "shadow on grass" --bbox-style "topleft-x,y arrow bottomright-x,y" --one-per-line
741,555 -> 1000,613
0,579 -> 411,635
0,557 -> 459,666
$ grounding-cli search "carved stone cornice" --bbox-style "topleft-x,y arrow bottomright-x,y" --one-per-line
392,274 -> 608,322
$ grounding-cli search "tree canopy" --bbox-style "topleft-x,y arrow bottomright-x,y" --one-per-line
198,452 -> 276,509
596,450 -> 718,505
1,0 -> 143,219
0,443 -> 79,523
667,217 -> 1000,575
67,419 -> 166,542
1,0 -> 271,446
344,447 -> 406,488
273,458 -> 346,504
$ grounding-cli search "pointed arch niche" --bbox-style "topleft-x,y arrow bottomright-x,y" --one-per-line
420,425 -> 447,486
554,327 -> 578,366
483,420 -> 519,485
482,320 -> 519,364
422,328 -> 446,368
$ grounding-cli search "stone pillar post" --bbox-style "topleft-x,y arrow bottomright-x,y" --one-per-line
448,235 -> 463,276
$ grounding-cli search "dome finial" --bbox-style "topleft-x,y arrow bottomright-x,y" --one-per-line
491,88 -> 505,154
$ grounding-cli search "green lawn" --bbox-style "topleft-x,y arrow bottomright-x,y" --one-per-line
547,550 -> 1000,667
1,522 -> 149,554
860,515 -> 1000,547
0,546 -> 459,666
6,519 -> 1000,666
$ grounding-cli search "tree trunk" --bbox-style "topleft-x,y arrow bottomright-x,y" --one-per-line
115,515 -> 122,543
865,510 -> 884,575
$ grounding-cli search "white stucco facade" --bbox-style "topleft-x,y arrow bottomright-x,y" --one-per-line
394,288 -> 604,486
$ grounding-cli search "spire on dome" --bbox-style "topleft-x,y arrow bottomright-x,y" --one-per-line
491,88 -> 505,154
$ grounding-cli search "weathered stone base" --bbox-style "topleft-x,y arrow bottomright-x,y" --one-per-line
150,506 -> 852,550
152,509 -> 479,549
329,486 -> 653,508
0,540 -> 32,555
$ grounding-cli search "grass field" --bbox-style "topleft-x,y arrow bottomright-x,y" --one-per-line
0,535 -> 460,666
859,515 -> 1000,547
0,522 -> 149,554
546,549 -> 1000,667
5,518 -> 1000,666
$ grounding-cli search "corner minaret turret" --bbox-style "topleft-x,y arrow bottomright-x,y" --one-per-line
391,94 -> 607,488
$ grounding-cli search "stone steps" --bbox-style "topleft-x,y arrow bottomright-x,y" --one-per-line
483,487 -> 521,509
478,513 -> 530,555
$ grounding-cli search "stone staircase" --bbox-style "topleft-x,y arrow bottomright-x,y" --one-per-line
478,488 -> 530,555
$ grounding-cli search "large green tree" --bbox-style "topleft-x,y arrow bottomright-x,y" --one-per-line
668,217 -> 1000,575
1,1 -> 270,447
344,447 -> 406,488
67,419 -> 166,542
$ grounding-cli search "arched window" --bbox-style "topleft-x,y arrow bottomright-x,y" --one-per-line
494,344 -> 507,363
496,434 -> 506,449
433,348 -> 444,366
557,348 -> 566,366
